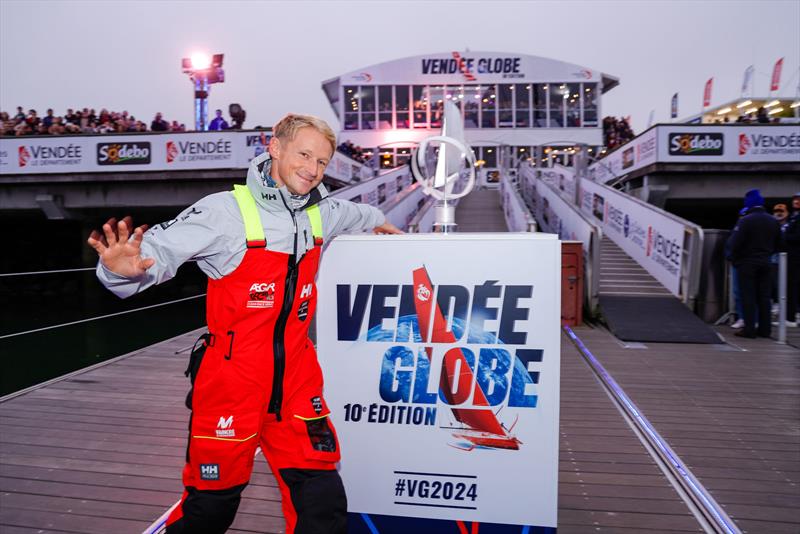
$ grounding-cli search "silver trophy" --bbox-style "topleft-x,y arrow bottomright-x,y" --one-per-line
410,101 -> 476,233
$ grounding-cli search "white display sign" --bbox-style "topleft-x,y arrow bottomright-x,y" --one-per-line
317,234 -> 560,531
579,178 -> 685,295
589,124 -> 800,183
0,130 -> 370,182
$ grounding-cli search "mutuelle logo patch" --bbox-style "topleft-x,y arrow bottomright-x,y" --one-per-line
668,132 -> 724,156
97,142 -> 151,165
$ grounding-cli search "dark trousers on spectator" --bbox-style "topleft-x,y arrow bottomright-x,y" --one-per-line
738,263 -> 771,337
787,256 -> 799,322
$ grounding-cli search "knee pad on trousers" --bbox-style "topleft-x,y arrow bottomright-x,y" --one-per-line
165,483 -> 246,534
279,468 -> 347,534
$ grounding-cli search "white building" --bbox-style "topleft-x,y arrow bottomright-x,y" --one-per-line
322,51 -> 619,183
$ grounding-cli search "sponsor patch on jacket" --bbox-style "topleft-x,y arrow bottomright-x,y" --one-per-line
200,464 -> 220,480
247,282 -> 275,308
311,396 -> 323,415
297,300 -> 309,321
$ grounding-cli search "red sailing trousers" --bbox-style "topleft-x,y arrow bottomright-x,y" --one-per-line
165,243 -> 346,533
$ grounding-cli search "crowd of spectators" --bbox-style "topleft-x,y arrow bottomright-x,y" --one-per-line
731,106 -> 774,124
602,116 -> 635,152
337,140 -> 370,164
0,106 -> 185,136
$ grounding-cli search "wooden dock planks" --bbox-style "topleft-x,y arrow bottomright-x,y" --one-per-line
569,325 -> 800,534
4,323 -> 795,532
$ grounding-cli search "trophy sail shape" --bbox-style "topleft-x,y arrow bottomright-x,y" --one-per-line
411,100 -> 476,233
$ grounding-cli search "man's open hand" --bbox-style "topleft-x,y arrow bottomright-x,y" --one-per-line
373,221 -> 403,235
87,216 -> 155,277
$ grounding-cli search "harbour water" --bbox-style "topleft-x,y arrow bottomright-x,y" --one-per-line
0,212 -> 207,396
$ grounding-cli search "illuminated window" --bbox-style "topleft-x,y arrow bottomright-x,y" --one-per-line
515,84 -> 531,127
378,86 -> 393,129
533,84 -> 548,127
395,86 -> 410,129
583,83 -> 598,127
481,84 -> 496,128
344,85 -> 358,130
549,84 -> 566,127
498,84 -> 513,128
360,86 -> 376,130
463,85 -> 480,129
566,83 -> 581,127
412,85 -> 428,128
429,86 -> 445,129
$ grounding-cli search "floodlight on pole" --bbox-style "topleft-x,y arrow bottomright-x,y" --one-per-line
181,52 -> 225,131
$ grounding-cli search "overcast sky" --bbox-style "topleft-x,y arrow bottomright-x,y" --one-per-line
1,0 -> 798,135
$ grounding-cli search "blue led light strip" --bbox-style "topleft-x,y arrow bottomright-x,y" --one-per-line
563,325 -> 740,534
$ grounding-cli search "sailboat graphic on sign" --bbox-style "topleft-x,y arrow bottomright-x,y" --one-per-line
412,266 -> 522,451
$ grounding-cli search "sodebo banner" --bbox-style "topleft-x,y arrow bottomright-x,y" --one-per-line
317,234 -> 560,532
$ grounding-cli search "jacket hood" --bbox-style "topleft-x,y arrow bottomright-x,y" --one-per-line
246,151 -> 328,212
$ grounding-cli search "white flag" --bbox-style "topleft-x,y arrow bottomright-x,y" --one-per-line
741,65 -> 754,97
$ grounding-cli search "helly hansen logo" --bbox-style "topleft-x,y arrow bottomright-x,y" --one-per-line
300,284 -> 313,298
248,282 -> 275,309
216,416 -> 235,438
200,464 -> 220,480
261,192 -> 277,201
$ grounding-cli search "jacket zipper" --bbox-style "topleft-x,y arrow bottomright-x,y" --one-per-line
268,196 -> 300,421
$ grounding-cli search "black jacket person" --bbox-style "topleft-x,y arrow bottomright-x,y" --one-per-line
727,189 -> 781,338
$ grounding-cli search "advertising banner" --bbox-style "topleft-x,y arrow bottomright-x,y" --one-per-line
327,151 -> 373,184
588,126 -> 657,183
237,130 -> 272,167
3,136 -> 90,173
588,125 -> 800,183
770,57 -> 784,92
540,164 -> 577,204
703,77 -> 713,108
531,172 -> 597,257
0,129 -> 380,181
657,124 -> 800,162
579,178 -> 684,295
317,233 -> 560,531
670,93 -> 678,119
741,65 -> 754,97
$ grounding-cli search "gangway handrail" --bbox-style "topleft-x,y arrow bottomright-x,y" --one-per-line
499,171 -> 537,232
329,164 -> 409,204
518,164 -> 603,314
583,176 -> 704,306
407,196 -> 436,233
536,172 -> 603,314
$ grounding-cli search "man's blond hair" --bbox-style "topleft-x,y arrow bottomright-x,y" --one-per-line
273,113 -> 336,155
